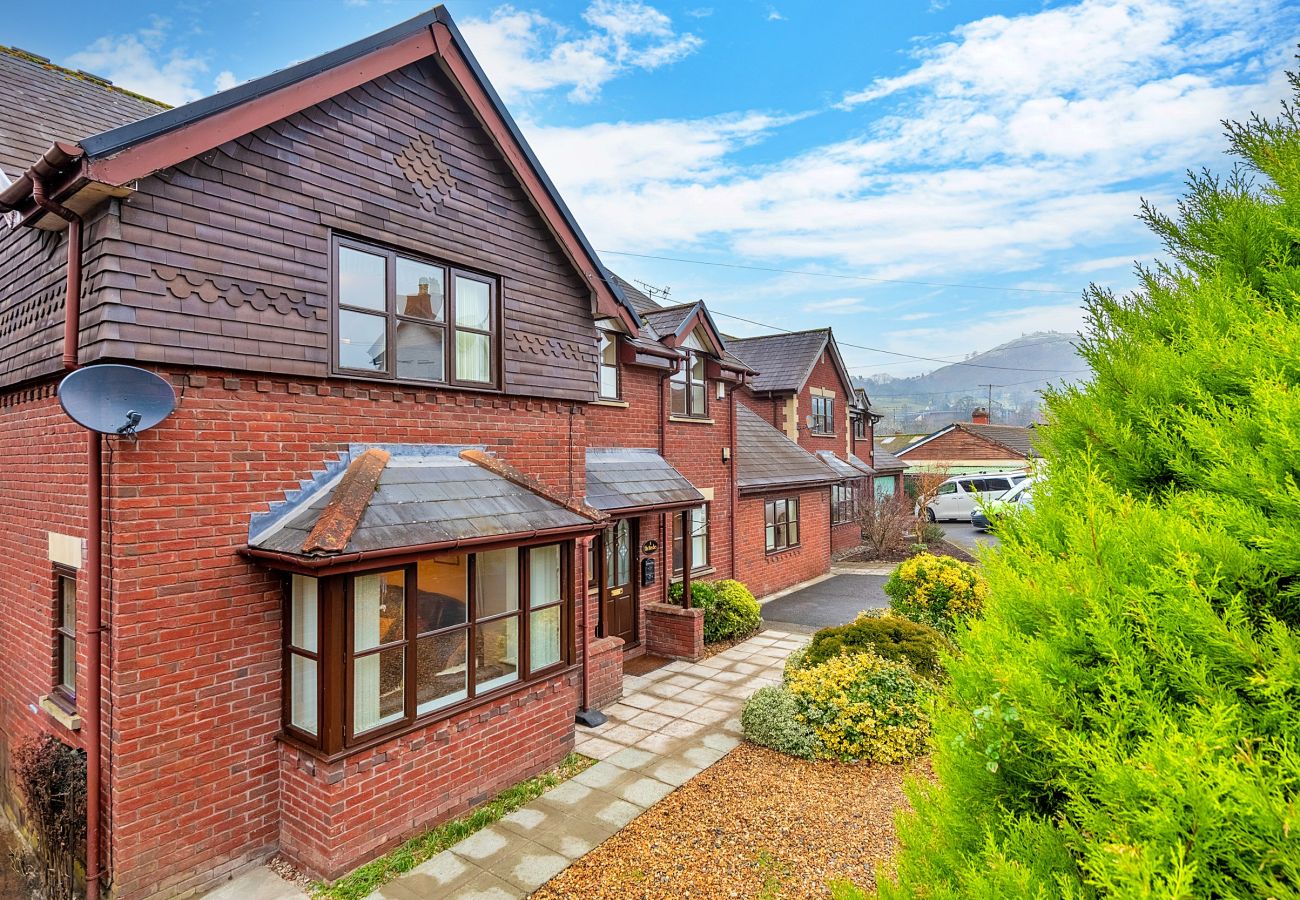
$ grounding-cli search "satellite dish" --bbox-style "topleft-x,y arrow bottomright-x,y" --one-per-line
58,364 -> 176,436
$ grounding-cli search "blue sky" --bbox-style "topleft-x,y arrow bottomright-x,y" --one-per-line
7,0 -> 1296,378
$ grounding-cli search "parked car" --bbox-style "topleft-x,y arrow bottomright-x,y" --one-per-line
925,472 -> 1027,522
971,477 -> 1035,530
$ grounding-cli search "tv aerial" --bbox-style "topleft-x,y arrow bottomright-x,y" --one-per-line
58,364 -> 177,440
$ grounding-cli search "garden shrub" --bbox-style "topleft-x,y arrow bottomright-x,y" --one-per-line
884,553 -> 987,635
800,613 -> 947,682
787,652 -> 929,763
878,83 -> 1300,898
668,578 -> 760,643
740,684 -> 818,760
11,734 -> 86,900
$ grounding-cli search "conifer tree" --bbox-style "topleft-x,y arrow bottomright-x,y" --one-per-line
877,73 -> 1300,898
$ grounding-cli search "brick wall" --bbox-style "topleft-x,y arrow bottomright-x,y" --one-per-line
735,488 -> 831,599
643,603 -> 703,660
831,520 -> 863,554
587,636 -> 625,710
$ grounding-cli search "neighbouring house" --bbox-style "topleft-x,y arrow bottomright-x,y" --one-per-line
729,328 -> 875,558
0,8 -> 857,897
890,407 -> 1040,477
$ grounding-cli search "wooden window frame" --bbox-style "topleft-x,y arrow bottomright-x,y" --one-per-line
811,396 -> 834,434
853,415 -> 867,440
51,566 -> 77,712
282,541 -> 574,758
331,234 -> 501,390
671,504 -> 710,576
670,349 -> 709,418
764,497 -> 801,553
832,480 -> 861,526
597,330 -> 621,400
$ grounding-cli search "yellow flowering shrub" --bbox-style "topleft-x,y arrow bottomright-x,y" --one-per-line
884,553 -> 988,635
786,652 -> 929,763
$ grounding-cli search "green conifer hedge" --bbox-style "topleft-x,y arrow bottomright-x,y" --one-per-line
877,77 -> 1300,897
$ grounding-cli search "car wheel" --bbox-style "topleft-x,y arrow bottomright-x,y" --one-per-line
925,508 -> 936,523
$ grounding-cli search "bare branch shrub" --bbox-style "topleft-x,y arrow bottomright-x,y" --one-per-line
856,492 -> 912,558
908,468 -> 950,547
11,734 -> 86,900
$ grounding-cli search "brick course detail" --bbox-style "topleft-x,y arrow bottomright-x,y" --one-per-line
643,603 -> 704,660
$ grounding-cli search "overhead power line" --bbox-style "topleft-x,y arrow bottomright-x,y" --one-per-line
599,248 -> 1081,296
712,309 -> 1088,373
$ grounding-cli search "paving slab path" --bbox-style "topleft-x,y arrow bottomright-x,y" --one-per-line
373,628 -> 804,900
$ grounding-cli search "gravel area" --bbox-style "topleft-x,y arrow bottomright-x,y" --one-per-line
531,743 -> 930,900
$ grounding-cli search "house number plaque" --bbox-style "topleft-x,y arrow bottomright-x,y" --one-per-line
641,539 -> 659,555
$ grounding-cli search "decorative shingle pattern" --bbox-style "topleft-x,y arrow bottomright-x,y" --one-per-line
585,448 -> 704,512
727,330 -> 829,393
0,46 -> 166,178
736,405 -> 838,491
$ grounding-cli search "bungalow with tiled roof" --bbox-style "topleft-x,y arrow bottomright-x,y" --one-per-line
892,408 -> 1040,475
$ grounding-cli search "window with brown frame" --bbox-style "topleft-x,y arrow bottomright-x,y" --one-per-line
764,497 -> 800,553
671,349 -> 708,417
671,505 -> 710,575
597,331 -> 620,400
811,396 -> 834,434
52,569 -> 76,708
284,542 -> 572,754
333,236 -> 498,388
832,480 -> 862,526
853,414 -> 867,440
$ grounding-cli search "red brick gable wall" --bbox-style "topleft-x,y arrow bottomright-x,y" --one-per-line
898,428 -> 1025,462
0,369 -> 597,899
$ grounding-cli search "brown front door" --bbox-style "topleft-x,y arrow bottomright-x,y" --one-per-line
598,518 -> 637,647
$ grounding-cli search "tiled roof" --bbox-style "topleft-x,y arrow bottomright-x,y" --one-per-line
960,423 -> 1040,457
0,46 -> 166,179
736,405 -> 838,491
727,329 -> 829,393
816,450 -> 868,480
642,303 -> 698,339
847,453 -> 877,476
607,272 -> 663,318
249,445 -> 597,558
586,448 -> 703,512
871,445 -> 908,473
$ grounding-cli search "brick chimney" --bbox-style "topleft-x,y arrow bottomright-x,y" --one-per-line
971,407 -> 990,425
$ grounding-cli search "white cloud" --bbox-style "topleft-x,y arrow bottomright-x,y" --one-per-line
213,70 -> 239,92
460,1 -> 702,103
67,19 -> 212,106
767,9 -> 785,21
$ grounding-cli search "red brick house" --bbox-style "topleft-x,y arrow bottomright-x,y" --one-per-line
0,9 -> 874,899
729,328 -> 877,558
892,408 -> 1039,476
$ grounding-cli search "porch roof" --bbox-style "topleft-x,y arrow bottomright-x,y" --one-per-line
585,448 -> 704,514
847,453 -> 878,476
247,444 -> 603,565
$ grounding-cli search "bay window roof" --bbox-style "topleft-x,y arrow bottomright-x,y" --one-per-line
247,444 -> 603,565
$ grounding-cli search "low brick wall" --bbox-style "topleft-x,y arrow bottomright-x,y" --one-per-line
831,520 -> 863,554
588,636 -> 625,709
644,602 -> 704,660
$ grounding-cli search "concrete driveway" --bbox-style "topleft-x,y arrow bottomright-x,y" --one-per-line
939,520 -> 999,551
760,573 -> 889,631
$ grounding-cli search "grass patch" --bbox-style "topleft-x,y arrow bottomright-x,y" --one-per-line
310,752 -> 595,900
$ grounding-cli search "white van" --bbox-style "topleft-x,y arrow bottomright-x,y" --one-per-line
925,472 -> 1027,522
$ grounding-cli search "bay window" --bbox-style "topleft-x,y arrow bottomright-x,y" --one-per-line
832,480 -> 862,526
764,497 -> 800,552
334,235 -> 497,388
283,542 -> 572,754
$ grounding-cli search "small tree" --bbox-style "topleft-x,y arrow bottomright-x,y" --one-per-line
11,735 -> 86,900
906,467 -> 948,546
855,491 -> 911,558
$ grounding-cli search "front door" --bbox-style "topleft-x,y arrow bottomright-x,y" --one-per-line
599,518 -> 637,646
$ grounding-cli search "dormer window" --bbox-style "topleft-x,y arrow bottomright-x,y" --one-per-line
333,235 -> 497,388
598,331 -> 620,399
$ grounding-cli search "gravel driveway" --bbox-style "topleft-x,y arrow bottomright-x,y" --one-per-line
760,574 -> 888,631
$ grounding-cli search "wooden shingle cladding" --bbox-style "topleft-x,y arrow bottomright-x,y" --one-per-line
1,57 -> 602,400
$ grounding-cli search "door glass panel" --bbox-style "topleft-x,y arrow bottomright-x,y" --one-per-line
417,631 -> 468,713
338,310 -> 387,372
455,277 -> 491,329
615,520 -> 630,584
476,549 -> 519,618
396,258 -> 445,320
338,246 -> 386,310
476,617 -> 519,693
395,322 -> 444,382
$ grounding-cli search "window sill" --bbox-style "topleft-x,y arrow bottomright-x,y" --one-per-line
810,432 -> 837,438
764,545 -> 802,558
669,415 -> 715,425
39,696 -> 81,732
670,566 -> 716,582
278,662 -> 580,764
592,398 -> 630,408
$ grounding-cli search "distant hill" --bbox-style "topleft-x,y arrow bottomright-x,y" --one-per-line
859,331 -> 1090,434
